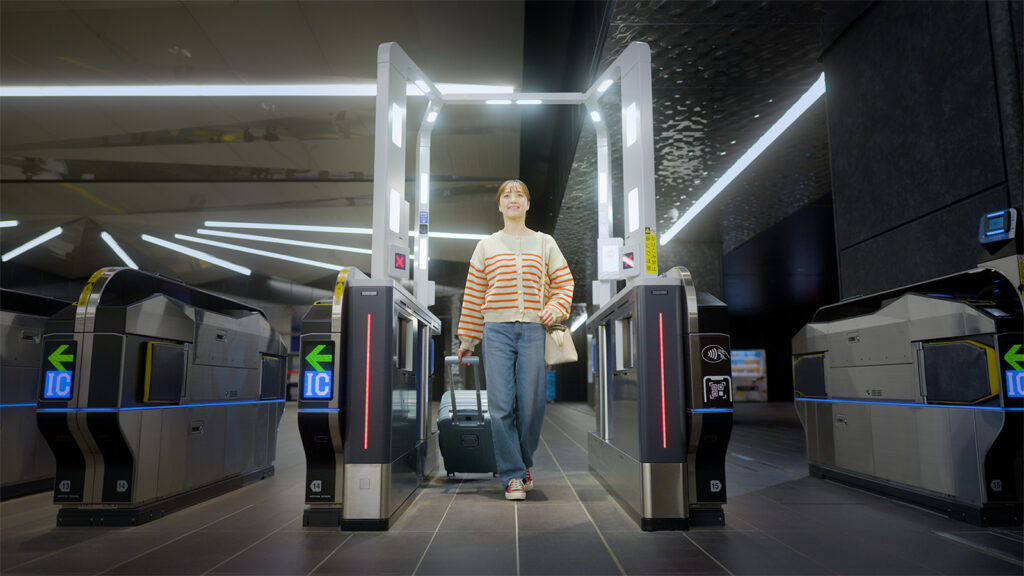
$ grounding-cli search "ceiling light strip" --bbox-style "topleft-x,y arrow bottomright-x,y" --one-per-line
205,221 -> 372,235
100,232 -> 139,269
196,229 -> 371,254
141,234 -> 250,275
660,73 -> 826,245
175,234 -> 342,271
1,226 -> 63,262
204,221 -> 487,240
0,83 -> 513,98
0,220 -> 18,228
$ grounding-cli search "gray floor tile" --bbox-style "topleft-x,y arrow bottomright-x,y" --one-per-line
584,501 -> 640,533
311,532 -> 433,575
5,529 -> 174,575
390,502 -> 450,533
516,502 -> 593,532
210,529 -> 345,575
766,528 -> 936,575
414,531 -> 516,575
687,529 -> 833,575
604,531 -> 728,575
438,500 -> 516,532
518,530 -> 621,575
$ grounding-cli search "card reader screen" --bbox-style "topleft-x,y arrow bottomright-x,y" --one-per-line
986,215 -> 1005,234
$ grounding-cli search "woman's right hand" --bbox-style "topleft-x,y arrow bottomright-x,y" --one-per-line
456,348 -> 473,363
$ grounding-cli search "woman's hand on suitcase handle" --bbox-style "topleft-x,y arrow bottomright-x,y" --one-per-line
456,348 -> 473,364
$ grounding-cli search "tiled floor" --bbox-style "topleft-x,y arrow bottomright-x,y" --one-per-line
2,402 -> 1021,575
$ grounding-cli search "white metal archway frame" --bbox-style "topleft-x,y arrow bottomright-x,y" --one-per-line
372,41 -> 660,308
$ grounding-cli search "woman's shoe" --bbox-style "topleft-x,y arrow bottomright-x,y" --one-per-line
505,478 -> 526,501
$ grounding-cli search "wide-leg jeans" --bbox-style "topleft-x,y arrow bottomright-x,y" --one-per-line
482,321 -> 546,485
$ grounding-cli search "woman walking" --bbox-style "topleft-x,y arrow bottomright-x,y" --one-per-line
456,179 -> 574,501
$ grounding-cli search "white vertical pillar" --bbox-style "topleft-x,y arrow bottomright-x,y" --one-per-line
372,43 -> 412,281
618,42 -> 658,280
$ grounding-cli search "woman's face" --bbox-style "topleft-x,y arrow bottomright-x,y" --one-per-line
499,186 -> 529,219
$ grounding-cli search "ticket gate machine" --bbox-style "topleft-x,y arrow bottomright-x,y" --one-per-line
1,290 -> 67,499
299,268 -> 440,529
37,268 -> 287,526
793,254 -> 1023,526
588,267 -> 733,530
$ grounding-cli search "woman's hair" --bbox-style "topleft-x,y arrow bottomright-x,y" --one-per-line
496,179 -> 530,205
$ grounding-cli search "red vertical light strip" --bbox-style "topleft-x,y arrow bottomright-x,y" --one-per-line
364,313 -> 372,450
658,312 -> 667,449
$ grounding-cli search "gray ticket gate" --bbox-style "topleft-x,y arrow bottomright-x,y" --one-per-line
588,267 -> 733,530
792,253 -> 1023,526
36,267 -> 287,526
1,289 -> 67,500
299,268 -> 440,529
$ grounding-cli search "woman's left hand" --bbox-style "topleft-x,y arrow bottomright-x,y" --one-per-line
538,308 -> 556,327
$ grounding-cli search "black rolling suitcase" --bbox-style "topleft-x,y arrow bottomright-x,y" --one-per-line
438,356 -> 497,476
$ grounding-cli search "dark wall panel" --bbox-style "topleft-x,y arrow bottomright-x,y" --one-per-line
824,1 -> 1020,298
839,185 -> 1009,297
827,1 -> 1004,249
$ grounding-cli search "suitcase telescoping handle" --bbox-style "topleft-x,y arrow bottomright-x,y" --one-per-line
444,355 -> 485,425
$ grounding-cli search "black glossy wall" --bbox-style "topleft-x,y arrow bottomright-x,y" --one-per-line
724,195 -> 839,401
823,1 -> 1023,297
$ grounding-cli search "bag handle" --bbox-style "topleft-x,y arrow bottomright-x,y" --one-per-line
444,355 -> 484,424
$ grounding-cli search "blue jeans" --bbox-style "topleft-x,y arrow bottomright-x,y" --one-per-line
482,322 -> 547,485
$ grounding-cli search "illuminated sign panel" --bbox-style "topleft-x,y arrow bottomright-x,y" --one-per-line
41,341 -> 76,400
301,341 -> 335,400
1006,371 -> 1024,398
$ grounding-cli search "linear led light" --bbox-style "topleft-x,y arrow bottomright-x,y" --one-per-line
570,312 -> 589,333
100,231 -> 138,269
408,230 -> 489,240
175,234 -> 341,271
590,111 -> 601,123
426,110 -> 438,123
597,79 -> 614,93
204,220 -> 487,240
141,234 -> 250,275
0,82 -> 514,98
196,229 -> 371,254
205,221 -> 373,235
0,220 -> 18,227
515,99 -> 543,105
485,99 -> 512,105
660,72 -> 826,245
1,226 -> 62,261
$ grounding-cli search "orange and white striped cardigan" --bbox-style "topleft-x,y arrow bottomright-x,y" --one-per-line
457,230 -> 574,352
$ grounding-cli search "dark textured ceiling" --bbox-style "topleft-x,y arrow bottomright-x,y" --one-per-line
557,0 -> 830,307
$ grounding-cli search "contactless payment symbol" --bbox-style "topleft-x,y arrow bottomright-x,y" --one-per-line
302,342 -> 334,400
42,341 -> 76,400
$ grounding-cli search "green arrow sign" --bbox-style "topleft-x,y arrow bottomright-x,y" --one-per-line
48,344 -> 74,371
1005,344 -> 1024,371
305,344 -> 333,372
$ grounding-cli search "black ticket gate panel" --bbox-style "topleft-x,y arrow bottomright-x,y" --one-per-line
299,270 -> 439,530
589,267 -> 732,530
